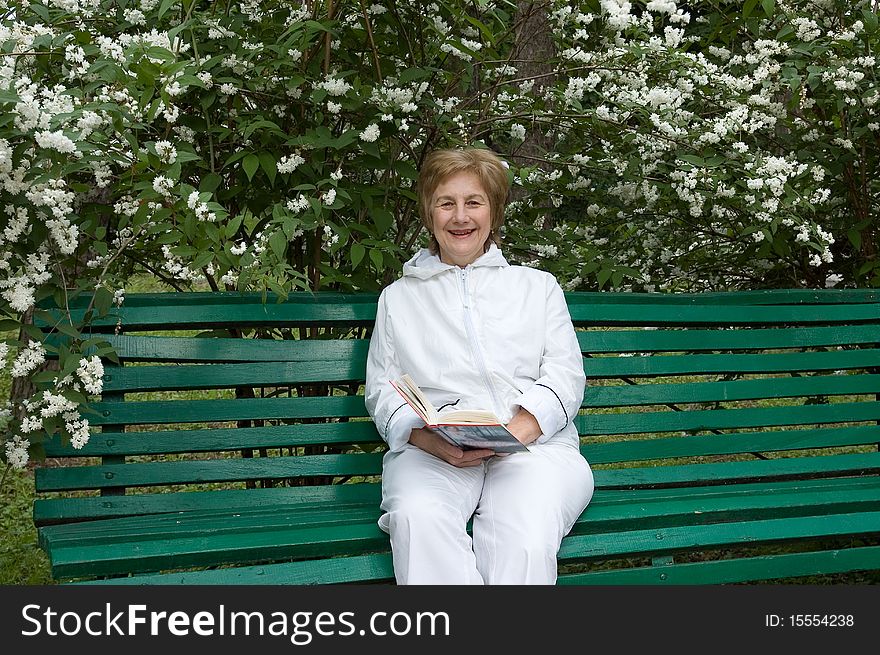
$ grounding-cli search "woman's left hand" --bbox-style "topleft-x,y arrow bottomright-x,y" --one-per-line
505,408 -> 542,446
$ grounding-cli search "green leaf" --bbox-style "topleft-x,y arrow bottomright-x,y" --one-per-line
743,0 -> 759,18
369,247 -> 384,272
372,208 -> 394,236
761,0 -> 775,17
200,173 -> 222,193
159,0 -> 179,19
847,228 -> 862,251
259,152 -> 277,186
93,287 -> 114,318
243,154 -> 260,181
351,243 -> 365,269
269,230 -> 289,260
0,89 -> 20,104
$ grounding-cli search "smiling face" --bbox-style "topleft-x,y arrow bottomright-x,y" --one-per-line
431,171 -> 493,268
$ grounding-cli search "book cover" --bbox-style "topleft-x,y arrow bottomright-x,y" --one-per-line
390,374 -> 529,454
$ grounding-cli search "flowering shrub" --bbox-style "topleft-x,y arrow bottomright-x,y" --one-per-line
1,0 -> 878,470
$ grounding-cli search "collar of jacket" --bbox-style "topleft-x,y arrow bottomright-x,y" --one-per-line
401,243 -> 510,280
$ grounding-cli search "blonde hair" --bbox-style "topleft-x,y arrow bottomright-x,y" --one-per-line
417,148 -> 510,255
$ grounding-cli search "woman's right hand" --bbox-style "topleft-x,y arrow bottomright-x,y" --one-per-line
408,428 -> 495,467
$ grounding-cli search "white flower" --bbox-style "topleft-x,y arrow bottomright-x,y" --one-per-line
277,153 -> 305,174
196,71 -> 214,89
76,355 -> 104,395
152,175 -> 174,197
318,76 -> 352,97
11,341 -> 46,378
219,83 -> 237,96
5,436 -> 29,469
35,130 -> 77,155
326,101 -> 342,114
359,123 -> 380,142
322,189 -> 337,206
154,140 -> 177,164
288,48 -> 303,62
230,242 -> 248,256
510,123 -> 526,141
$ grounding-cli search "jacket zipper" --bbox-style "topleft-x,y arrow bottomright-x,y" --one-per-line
459,268 -> 503,419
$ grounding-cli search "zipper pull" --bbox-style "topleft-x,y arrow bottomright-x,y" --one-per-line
460,269 -> 470,308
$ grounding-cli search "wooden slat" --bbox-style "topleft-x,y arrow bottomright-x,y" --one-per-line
594,452 -> 880,489
577,400 -> 880,435
585,374 -> 880,408
87,395 -> 369,426
35,453 -> 385,492
44,422 -> 382,457
557,510 -> 880,561
104,360 -> 367,393
558,545 -> 880,585
578,325 -> 880,353
582,425 -> 880,464
97,334 -> 369,363
33,483 -> 383,526
584,348 -> 880,378
564,289 -> 880,305
568,303 -> 880,326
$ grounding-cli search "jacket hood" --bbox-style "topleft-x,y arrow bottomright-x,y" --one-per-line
402,243 -> 510,280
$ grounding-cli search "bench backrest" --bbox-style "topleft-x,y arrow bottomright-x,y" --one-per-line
34,289 -> 880,528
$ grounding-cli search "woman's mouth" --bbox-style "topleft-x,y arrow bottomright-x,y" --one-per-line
448,229 -> 476,238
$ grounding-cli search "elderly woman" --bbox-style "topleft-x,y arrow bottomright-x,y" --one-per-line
365,147 -> 593,584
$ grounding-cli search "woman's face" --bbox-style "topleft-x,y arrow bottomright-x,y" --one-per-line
430,171 -> 492,268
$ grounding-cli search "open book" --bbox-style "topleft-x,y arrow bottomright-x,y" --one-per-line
390,374 -> 529,454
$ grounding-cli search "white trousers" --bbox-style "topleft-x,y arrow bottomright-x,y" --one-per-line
378,442 -> 594,585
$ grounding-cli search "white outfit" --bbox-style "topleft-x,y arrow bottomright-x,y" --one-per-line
365,245 -> 594,584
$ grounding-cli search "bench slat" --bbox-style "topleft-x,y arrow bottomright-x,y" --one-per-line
587,374 -> 880,408
578,325 -> 880,353
578,400 -> 880,435
88,396 -> 369,426
558,545 -> 880,585
583,425 -> 880,464
34,448 -> 880,493
44,422 -> 382,457
33,483 -> 383,526
568,303 -> 880,325
584,348 -> 880,378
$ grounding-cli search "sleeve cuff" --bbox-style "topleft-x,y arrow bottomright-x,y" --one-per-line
384,405 -> 425,453
517,385 -> 566,440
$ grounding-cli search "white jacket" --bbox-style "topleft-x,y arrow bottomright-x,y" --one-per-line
365,244 -> 586,453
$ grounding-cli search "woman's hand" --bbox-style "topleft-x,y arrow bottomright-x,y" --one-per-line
505,408 -> 542,446
408,428 -> 495,467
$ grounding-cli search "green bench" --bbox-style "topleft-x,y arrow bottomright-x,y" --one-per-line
32,289 -> 880,584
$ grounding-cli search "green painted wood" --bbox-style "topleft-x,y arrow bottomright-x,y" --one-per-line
557,510 -> 880,561
567,303 -> 880,325
73,552 -> 395,585
42,477 -> 880,555
87,395 -> 370,426
35,452 -> 384,492
594,452 -> 880,489
50,478 -> 880,579
68,509 -> 880,584
44,422 -> 382,457
585,374 -> 880,408
34,447 -> 880,494
104,360 -> 368,393
584,348 -> 880,378
81,334 -> 369,364
60,302 -> 379,330
582,425 -> 880,464
50,519 -> 390,578
33,483 -> 382,526
577,400 -> 880,435
558,545 -> 880,585
563,289 -> 880,305
578,325 -> 880,353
